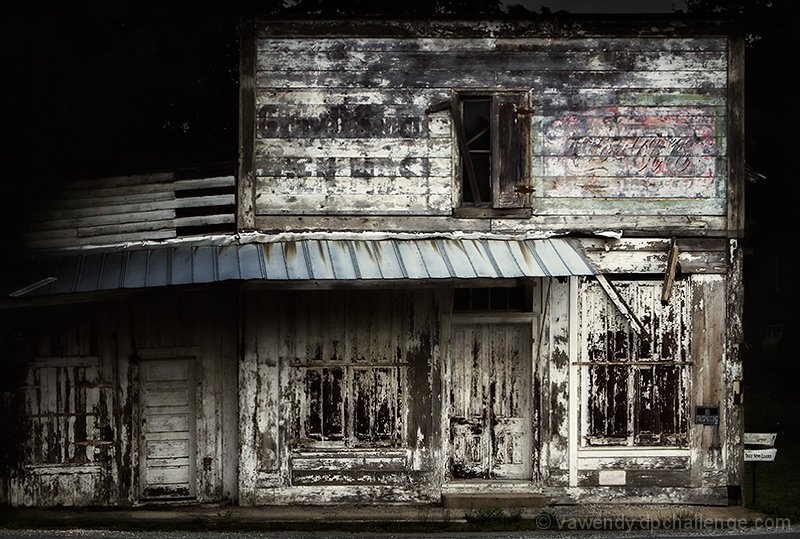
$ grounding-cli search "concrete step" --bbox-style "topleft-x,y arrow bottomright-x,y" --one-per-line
442,493 -> 547,509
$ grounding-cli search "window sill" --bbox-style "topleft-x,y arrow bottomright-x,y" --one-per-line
453,207 -> 532,219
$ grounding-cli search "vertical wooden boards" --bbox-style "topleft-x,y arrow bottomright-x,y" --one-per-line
690,274 -> 726,489
18,357 -> 110,505
495,93 -> 532,208
131,291 -> 238,504
240,289 -> 438,505
726,33 -> 745,238
238,18 -> 257,230
239,290 -> 277,504
446,319 -> 533,481
579,279 -> 691,448
725,240 -> 744,492
8,306 -> 122,507
7,293 -> 239,508
541,278 -> 571,486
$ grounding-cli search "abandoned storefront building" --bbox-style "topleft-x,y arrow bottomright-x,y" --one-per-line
0,18 -> 745,507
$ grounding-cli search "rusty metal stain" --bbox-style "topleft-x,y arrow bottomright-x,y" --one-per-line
415,240 -> 450,278
351,241 -> 382,279
512,240 -> 543,276
461,241 -> 496,278
283,240 -> 310,280
393,241 -> 429,279
327,241 -> 358,279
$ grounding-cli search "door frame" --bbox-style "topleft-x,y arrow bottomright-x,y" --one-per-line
441,313 -> 539,486
137,349 -> 199,501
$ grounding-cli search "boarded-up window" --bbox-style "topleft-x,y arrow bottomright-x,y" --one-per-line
23,357 -> 112,465
581,279 -> 690,447
293,366 -> 404,447
286,291 -> 409,449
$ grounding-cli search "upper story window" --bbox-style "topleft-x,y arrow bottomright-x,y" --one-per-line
452,91 -> 533,211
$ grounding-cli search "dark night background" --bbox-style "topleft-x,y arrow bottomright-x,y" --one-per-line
0,0 -> 798,511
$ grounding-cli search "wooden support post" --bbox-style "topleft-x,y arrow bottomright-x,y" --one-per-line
595,274 -> 645,337
662,238 -> 680,305
237,18 -> 257,231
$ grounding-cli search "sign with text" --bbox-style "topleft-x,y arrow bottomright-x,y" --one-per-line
743,433 -> 777,446
744,448 -> 777,462
744,432 -> 777,462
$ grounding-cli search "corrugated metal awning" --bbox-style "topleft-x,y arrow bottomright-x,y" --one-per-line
3,238 -> 595,298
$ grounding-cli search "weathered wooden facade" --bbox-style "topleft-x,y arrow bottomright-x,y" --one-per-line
0,18 -> 745,507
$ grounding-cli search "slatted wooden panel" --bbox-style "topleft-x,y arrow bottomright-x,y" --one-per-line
139,359 -> 196,499
254,34 -> 728,228
24,174 -> 235,250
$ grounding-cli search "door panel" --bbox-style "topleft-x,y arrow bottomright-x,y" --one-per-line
140,359 -> 196,499
448,320 -> 533,480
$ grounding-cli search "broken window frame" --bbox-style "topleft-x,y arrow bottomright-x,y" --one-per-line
449,90 -> 533,210
579,278 -> 692,448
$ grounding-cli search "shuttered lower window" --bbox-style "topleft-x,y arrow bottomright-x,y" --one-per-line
292,365 -> 405,447
580,279 -> 691,447
24,357 -> 113,465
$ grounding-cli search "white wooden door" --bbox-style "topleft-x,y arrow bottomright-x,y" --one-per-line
139,359 -> 196,499
447,319 -> 533,480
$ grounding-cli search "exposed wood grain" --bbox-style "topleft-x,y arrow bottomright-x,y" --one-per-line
726,33 -> 745,237
238,18 -> 257,231
26,172 -> 235,250
581,280 -> 691,448
256,138 -> 450,159
725,239 -> 744,492
257,50 -> 726,73
529,197 -> 725,216
541,175 -> 718,199
577,238 -> 726,253
661,238 -> 680,304
257,69 -> 726,90
60,172 -> 175,190
25,210 -> 177,232
258,37 -> 727,54
256,156 -> 449,178
689,275 -> 726,489
583,250 -> 725,275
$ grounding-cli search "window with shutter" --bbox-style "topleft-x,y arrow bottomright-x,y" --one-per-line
451,91 -> 532,212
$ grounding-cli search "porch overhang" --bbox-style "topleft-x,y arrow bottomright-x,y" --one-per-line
2,237 -> 595,301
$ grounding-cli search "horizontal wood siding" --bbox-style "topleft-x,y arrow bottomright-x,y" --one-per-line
24,174 -> 236,250
254,32 -> 728,234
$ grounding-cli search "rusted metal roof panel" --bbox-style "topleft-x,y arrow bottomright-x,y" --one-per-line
3,238 -> 595,298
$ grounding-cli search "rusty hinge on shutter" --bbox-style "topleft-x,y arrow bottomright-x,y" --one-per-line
516,106 -> 534,117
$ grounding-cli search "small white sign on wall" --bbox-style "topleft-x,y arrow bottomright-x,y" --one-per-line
598,470 -> 626,485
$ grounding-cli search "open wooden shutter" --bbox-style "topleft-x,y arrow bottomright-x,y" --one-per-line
493,94 -> 531,208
